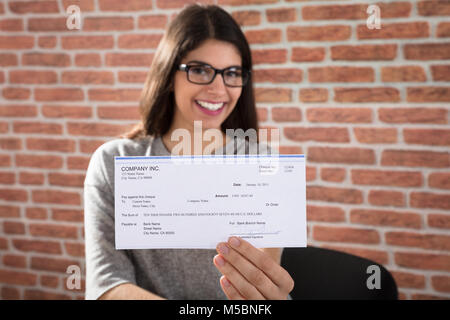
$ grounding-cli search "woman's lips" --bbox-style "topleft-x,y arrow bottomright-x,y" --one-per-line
195,100 -> 226,116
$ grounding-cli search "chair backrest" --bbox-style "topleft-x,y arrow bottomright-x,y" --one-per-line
281,246 -> 398,300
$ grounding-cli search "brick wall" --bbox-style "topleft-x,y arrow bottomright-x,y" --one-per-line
0,0 -> 449,300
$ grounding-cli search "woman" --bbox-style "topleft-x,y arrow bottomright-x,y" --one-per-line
84,4 -> 294,300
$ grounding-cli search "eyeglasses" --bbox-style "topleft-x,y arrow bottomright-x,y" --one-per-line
178,63 -> 251,87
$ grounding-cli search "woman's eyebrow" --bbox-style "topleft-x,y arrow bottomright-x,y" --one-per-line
186,60 -> 242,68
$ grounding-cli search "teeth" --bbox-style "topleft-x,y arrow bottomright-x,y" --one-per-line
196,100 -> 224,111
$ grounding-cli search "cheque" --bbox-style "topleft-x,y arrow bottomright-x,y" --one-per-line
114,155 -> 306,249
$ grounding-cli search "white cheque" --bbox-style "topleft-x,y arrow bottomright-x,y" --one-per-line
114,155 -> 306,249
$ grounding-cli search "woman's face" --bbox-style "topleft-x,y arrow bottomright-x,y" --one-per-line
171,39 -> 243,131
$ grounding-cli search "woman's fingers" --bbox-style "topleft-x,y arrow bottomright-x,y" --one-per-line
215,242 -> 281,299
219,276 -> 245,300
213,254 -> 265,300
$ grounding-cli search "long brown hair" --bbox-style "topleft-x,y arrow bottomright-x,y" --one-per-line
123,4 -> 258,140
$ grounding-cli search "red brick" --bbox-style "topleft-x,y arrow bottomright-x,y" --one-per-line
1,287 -> 20,300
105,53 -> 153,67
52,209 -> 84,222
75,53 -> 101,67
255,88 -> 291,103
410,192 -> 450,210
395,252 -> 450,271
26,138 -> 76,152
266,7 -> 296,22
357,22 -> 429,39
245,29 -> 282,44
334,87 -> 400,102
19,172 -> 45,185
65,242 -> 85,257
404,129 -> 450,146
386,231 -> 450,251
42,105 -> 92,119
118,71 -> 147,83
12,239 -> 62,254
351,169 -> 422,187
3,254 -> 26,268
24,289 -> 71,300
284,127 -> 349,143
354,128 -> 397,143
138,14 -> 168,29
405,43 -> 450,60
253,68 -> 302,83
79,139 -> 106,154
0,53 -> 18,66
429,172 -> 450,190
83,17 -> 134,31
381,66 -> 426,82
118,34 -> 162,49
98,0 -> 151,10
10,70 -> 57,84
0,172 -> 15,184
391,271 -> 426,289
0,19 -> 23,31
320,168 -> 346,183
35,88 -> 84,101
3,221 -> 25,234
0,138 -> 21,150
437,22 -> 450,37
62,71 -> 114,85
350,209 -> 422,229
0,189 -> 28,202
0,205 -> 20,218
38,36 -> 56,48
40,275 -> 59,288
369,190 -> 405,207
231,10 -> 260,26
381,150 -> 450,168
2,87 -> 31,100
331,44 -> 397,61
23,53 -> 71,67
287,25 -> 351,41
0,270 -> 37,286
299,88 -> 328,103
291,47 -> 325,62
418,1 -> 450,16
309,66 -> 374,83
88,88 -> 141,101
16,154 -> 63,169
48,173 -> 85,187
314,226 -> 380,244
428,213 -> 450,229
28,17 -> 67,31
306,205 -> 345,222
32,190 -> 81,205
306,108 -> 372,123
251,49 -> 287,64
9,1 -> 58,13
13,121 -> 62,134
431,65 -> 450,81
0,36 -> 34,49
379,107 -> 448,124
407,87 -> 450,102
67,122 -> 134,137
25,207 -> 47,220
432,276 -> 450,293
29,223 -> 78,239
272,107 -> 301,122
307,186 -> 363,204
67,156 -> 90,170
308,146 -> 375,164
62,36 -> 114,49
31,257 -> 79,273
302,3 -> 411,20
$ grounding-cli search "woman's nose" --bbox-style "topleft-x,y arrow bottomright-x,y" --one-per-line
206,72 -> 227,93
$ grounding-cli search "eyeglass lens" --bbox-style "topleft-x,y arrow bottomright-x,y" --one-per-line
188,65 -> 246,86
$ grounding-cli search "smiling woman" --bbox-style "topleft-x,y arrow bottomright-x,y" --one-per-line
84,4 -> 292,301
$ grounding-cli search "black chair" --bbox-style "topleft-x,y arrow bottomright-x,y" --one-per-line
281,246 -> 398,300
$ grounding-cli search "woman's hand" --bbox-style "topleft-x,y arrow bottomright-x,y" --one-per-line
213,236 -> 294,300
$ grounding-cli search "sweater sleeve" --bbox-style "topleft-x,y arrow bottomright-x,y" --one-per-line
84,142 -> 137,300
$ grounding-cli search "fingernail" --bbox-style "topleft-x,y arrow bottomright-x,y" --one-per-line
229,237 -> 240,247
217,243 -> 229,255
222,276 -> 231,287
215,255 -> 225,266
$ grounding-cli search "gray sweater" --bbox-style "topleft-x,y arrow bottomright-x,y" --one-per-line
84,135 -> 266,300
